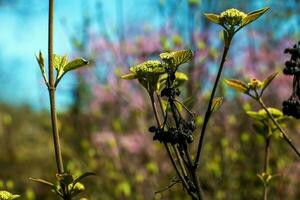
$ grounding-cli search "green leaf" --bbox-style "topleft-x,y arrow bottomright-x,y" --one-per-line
120,72 -> 137,80
29,178 -> 56,190
223,30 -> 232,47
211,97 -> 224,113
0,191 -> 20,200
54,57 -> 88,87
70,182 -> 85,197
173,72 -> 189,87
247,108 -> 283,121
257,172 -> 273,185
246,111 -> 266,121
53,54 -> 68,71
260,72 -> 278,94
204,13 -> 221,24
160,50 -> 193,67
73,172 -> 96,185
129,60 -> 164,77
64,58 -> 88,72
35,51 -> 44,71
242,7 -> 270,26
172,50 -> 194,66
224,79 -> 249,93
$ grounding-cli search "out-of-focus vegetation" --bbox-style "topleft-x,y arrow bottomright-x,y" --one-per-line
1,0 -> 300,199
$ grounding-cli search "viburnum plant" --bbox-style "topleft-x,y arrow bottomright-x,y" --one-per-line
31,0 -> 95,199
225,42 -> 300,199
121,7 -> 270,200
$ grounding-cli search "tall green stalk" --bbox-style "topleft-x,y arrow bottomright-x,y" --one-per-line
48,0 -> 64,176
194,45 -> 230,167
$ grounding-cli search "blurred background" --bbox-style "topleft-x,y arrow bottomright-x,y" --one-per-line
0,0 -> 300,199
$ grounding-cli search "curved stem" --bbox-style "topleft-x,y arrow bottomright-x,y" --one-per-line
255,94 -> 300,158
195,46 -> 230,167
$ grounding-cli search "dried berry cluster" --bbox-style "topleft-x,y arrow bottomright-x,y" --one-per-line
282,41 -> 300,118
149,74 -> 196,145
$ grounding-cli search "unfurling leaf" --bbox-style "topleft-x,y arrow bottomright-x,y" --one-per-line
36,51 -> 49,86
211,97 -> 224,113
224,79 -> 249,93
64,58 -> 88,72
70,182 -> 85,197
54,56 -> 89,87
29,178 -> 56,190
172,50 -> 193,66
204,13 -> 221,25
0,191 -> 20,200
53,54 -> 68,71
260,72 -> 278,94
242,7 -> 270,27
257,172 -> 273,185
35,51 -> 45,71
160,50 -> 193,68
73,172 -> 96,185
120,73 -> 137,80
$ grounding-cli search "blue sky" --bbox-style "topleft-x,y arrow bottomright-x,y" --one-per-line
0,0 -> 298,110
0,0 -> 163,110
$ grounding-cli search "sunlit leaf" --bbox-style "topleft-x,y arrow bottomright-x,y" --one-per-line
224,79 -> 249,93
211,97 -> 224,113
204,13 -> 221,24
35,51 -> 44,71
120,72 -> 137,80
130,60 -> 164,77
242,7 -> 270,26
53,54 -> 68,71
64,58 -> 88,72
160,50 -> 193,67
70,182 -> 85,197
256,172 -> 273,185
172,50 -> 194,66
0,191 -> 20,200
247,108 -> 283,121
260,72 -> 278,94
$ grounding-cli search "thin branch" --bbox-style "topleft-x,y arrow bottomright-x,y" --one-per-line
195,46 -> 230,167
253,90 -> 300,158
48,0 -> 64,175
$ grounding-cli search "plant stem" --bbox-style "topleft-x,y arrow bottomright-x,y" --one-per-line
148,93 -> 192,196
263,136 -> 270,200
168,98 -> 203,200
48,0 -> 64,174
255,95 -> 300,158
195,46 -> 229,167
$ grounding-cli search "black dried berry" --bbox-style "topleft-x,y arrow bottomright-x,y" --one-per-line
148,126 -> 157,133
